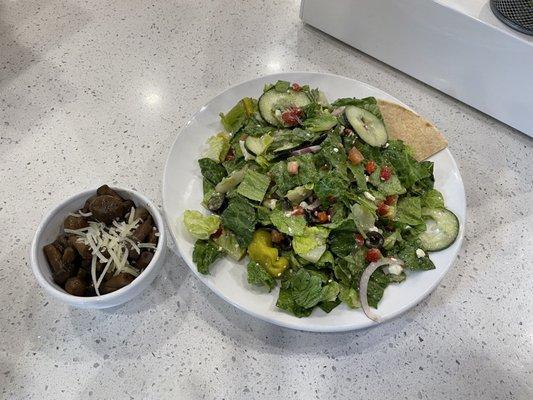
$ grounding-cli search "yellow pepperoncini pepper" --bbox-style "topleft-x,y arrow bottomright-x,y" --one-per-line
247,230 -> 289,278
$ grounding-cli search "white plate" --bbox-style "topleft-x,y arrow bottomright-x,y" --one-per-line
162,72 -> 466,332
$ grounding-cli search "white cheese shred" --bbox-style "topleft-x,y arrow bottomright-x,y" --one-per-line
65,206 -> 156,296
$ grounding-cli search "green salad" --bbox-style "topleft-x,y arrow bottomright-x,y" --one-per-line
183,80 -> 459,320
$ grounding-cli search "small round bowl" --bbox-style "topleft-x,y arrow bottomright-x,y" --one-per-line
30,187 -> 167,309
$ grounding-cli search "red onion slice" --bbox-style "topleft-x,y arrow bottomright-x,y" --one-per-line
359,257 -> 403,322
290,145 -> 321,156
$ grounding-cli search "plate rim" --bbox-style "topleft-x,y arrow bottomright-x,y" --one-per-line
162,71 -> 466,332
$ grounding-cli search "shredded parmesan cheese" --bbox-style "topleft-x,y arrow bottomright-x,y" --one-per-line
65,207 -> 156,296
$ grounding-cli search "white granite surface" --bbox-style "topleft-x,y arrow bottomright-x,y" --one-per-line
0,0 -> 531,399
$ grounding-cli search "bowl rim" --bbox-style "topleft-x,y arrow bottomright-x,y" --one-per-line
30,186 -> 166,305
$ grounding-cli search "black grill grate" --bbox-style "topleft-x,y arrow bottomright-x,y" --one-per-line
490,0 -> 533,35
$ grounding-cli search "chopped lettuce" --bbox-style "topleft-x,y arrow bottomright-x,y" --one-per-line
338,285 -> 360,308
183,210 -> 220,240
395,196 -> 424,226
215,167 -> 247,193
329,230 -> 356,257
192,240 -> 222,274
421,189 -> 445,208
286,185 -> 313,204
236,170 -> 270,202
269,209 -> 306,236
382,140 -> 432,189
220,100 -> 247,133
321,281 -> 340,303
220,196 -> 257,247
368,166 -> 406,196
188,85 -> 457,318
397,240 -> 435,271
288,269 -> 324,309
351,204 -> 376,234
213,229 -> 245,261
302,112 -> 338,132
205,132 -> 230,163
292,226 -> 329,263
247,261 -> 276,291
314,172 -> 347,207
199,158 -> 228,185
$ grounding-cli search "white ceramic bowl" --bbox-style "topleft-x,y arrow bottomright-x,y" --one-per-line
30,187 -> 166,309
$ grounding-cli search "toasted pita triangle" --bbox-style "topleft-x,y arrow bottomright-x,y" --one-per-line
378,99 -> 447,161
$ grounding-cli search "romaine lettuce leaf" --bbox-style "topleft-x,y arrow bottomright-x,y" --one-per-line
421,189 -> 445,208
269,161 -> 300,196
286,185 -> 313,204
236,170 -> 270,202
290,268 -> 324,309
348,163 -> 368,190
291,153 -> 317,186
315,132 -> 347,173
292,226 -> 329,262
316,250 -> 335,269
395,196 -> 423,226
215,167 -> 247,193
213,229 -> 245,261
396,240 -> 435,271
220,196 -> 257,247
192,240 -> 222,274
247,261 -> 276,291
381,140 -> 433,189
338,285 -> 360,308
368,166 -> 406,196
302,112 -> 338,132
351,203 -> 376,234
314,172 -> 348,207
269,209 -> 306,236
183,210 -> 220,240
276,287 -> 313,318
205,133 -> 230,163
220,101 -> 247,133
321,281 -> 340,302
198,158 -> 228,186
329,230 -> 356,257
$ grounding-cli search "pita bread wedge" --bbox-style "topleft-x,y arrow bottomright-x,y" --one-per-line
377,99 -> 447,161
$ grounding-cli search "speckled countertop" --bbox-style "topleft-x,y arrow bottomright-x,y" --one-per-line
1,1 -> 531,399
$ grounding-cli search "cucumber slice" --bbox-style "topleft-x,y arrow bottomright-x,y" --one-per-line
419,208 -> 459,251
345,105 -> 388,147
258,89 -> 311,127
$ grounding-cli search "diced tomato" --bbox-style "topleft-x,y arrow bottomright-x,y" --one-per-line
380,166 -> 392,181
365,248 -> 382,263
365,160 -> 377,174
355,234 -> 365,247
384,195 -> 397,206
281,107 -> 303,127
316,211 -> 329,224
348,147 -> 364,165
377,202 -> 390,216
291,83 -> 302,92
